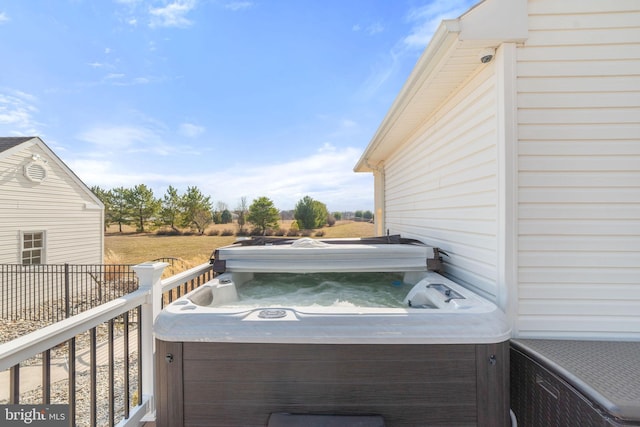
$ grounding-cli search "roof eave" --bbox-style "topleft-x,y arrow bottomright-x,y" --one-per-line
0,136 -> 39,158
354,20 -> 461,173
354,0 -> 528,173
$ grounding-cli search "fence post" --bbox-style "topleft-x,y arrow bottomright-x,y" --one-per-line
133,261 -> 168,416
64,263 -> 70,319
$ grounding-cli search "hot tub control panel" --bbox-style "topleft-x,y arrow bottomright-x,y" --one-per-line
427,283 -> 465,303
403,279 -> 472,309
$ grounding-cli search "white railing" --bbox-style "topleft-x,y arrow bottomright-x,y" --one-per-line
0,261 -> 214,427
160,262 -> 214,294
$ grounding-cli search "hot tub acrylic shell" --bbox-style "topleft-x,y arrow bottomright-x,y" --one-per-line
154,271 -> 510,345
154,270 -> 511,427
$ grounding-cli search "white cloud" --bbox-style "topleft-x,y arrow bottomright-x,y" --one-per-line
75,115 -> 207,160
88,73 -> 159,87
341,119 -> 357,128
403,0 -> 472,49
132,77 -> 151,85
366,22 -> 384,35
149,0 -> 197,28
352,21 -> 384,36
0,12 -> 9,24
0,90 -> 42,136
77,124 -> 172,156
318,142 -> 336,153
71,142 -> 373,211
198,145 -> 374,210
358,0 -> 473,99
66,159 -> 116,184
224,2 -> 253,12
106,73 -> 126,80
179,122 -> 205,138
358,51 -> 400,100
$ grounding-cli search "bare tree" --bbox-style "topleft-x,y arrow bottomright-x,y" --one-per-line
192,208 -> 213,235
216,201 -> 228,212
235,196 -> 248,234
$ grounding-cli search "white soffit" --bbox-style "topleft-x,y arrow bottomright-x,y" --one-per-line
355,0 -> 528,172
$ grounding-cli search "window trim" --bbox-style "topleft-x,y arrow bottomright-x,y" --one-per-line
20,230 -> 46,265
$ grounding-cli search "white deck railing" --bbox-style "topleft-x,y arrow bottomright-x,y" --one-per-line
0,261 -> 214,427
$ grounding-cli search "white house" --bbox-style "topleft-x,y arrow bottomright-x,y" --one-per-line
355,0 -> 640,340
0,136 -> 104,265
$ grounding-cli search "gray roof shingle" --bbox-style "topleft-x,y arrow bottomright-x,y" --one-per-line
0,136 -> 36,153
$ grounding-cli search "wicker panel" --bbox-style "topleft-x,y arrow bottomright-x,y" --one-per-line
510,346 -> 633,427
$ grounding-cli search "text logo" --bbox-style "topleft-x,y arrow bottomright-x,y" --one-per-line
1,405 -> 68,426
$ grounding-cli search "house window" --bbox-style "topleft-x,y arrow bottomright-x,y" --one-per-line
22,231 -> 45,265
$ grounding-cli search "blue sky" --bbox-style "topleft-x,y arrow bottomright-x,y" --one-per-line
0,0 -> 474,212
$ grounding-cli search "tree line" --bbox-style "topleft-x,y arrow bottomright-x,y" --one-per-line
91,185 -> 373,236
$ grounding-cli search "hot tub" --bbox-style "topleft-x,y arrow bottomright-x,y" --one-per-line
154,236 -> 511,427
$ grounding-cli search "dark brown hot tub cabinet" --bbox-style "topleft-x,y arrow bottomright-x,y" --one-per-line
155,340 -> 510,427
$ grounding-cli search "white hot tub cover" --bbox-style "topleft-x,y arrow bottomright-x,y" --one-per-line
210,235 -> 443,273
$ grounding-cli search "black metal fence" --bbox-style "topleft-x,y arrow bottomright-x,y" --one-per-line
3,260 -> 215,426
0,264 -> 139,322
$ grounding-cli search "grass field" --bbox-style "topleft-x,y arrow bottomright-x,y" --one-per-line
105,220 -> 375,266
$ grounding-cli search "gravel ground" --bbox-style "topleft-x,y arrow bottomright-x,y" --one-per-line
1,318 -> 60,345
1,303 -> 143,427
11,353 -> 141,427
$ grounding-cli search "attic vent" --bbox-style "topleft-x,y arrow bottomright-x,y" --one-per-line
24,162 -> 48,183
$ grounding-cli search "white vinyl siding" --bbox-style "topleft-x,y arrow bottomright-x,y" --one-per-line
515,0 -> 640,338
383,64 -> 500,301
0,143 -> 103,264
